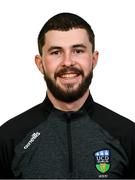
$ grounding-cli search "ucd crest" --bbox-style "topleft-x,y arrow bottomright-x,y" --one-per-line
94,149 -> 110,174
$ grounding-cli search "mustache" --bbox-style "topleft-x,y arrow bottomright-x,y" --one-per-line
54,66 -> 84,79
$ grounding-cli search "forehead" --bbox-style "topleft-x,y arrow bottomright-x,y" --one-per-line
44,28 -> 91,48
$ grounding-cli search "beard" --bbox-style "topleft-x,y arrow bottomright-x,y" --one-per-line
43,67 -> 93,103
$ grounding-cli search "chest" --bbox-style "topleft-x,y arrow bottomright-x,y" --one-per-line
11,111 -> 128,178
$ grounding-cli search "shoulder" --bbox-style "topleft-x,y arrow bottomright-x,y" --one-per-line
0,98 -> 52,144
92,102 -> 135,134
91,101 -> 135,178
0,104 -> 40,141
0,97 -> 53,178
92,101 -> 135,159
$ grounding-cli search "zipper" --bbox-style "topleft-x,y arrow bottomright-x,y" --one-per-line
66,116 -> 73,178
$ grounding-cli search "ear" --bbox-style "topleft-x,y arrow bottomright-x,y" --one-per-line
35,55 -> 44,74
92,51 -> 99,69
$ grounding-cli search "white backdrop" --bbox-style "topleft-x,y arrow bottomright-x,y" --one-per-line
0,0 -> 135,125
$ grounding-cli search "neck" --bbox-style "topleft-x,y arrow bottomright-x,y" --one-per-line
47,89 -> 90,112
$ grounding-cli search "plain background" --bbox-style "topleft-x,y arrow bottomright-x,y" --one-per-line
0,0 -> 135,125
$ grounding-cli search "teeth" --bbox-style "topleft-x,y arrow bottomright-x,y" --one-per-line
61,74 -> 77,78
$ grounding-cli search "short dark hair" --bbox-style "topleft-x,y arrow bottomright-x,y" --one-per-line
38,12 -> 95,55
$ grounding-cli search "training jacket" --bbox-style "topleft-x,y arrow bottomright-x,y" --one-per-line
0,94 -> 135,179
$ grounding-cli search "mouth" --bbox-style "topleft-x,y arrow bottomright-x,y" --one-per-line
58,72 -> 80,79
54,67 -> 84,86
55,67 -> 83,78
56,71 -> 82,86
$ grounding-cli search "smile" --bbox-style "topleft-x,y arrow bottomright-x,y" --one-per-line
57,72 -> 82,85
60,73 -> 79,78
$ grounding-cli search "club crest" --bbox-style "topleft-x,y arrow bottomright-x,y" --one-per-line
94,149 -> 110,174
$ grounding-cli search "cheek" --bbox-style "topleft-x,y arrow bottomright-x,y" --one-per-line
80,58 -> 93,75
84,65 -> 93,76
42,60 -> 58,78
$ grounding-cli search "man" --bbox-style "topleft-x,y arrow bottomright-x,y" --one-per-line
0,12 -> 135,179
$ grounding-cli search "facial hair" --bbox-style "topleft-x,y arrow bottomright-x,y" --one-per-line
43,67 -> 93,103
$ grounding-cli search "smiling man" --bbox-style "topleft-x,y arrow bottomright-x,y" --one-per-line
0,12 -> 135,179
35,28 -> 98,109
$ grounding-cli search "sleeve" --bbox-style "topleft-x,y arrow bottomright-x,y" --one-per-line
0,133 -> 15,178
121,122 -> 135,178
127,124 -> 135,178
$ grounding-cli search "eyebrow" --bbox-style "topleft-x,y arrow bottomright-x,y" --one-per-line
47,44 -> 87,52
72,44 -> 87,49
48,46 -> 62,52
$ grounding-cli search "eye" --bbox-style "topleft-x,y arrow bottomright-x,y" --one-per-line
74,49 -> 84,54
50,50 -> 60,55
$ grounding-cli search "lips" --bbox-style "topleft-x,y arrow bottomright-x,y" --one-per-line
55,67 -> 84,80
58,72 -> 80,79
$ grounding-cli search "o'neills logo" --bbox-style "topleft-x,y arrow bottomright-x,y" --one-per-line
24,132 -> 40,149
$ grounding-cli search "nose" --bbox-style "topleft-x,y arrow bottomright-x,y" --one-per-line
61,51 -> 74,66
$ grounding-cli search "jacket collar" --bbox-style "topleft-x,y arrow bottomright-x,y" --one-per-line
41,92 -> 95,117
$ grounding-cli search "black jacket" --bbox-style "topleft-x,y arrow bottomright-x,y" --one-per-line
0,94 -> 135,179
